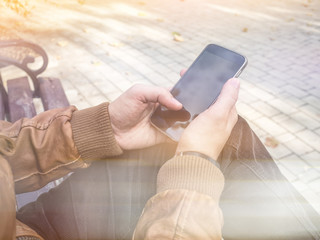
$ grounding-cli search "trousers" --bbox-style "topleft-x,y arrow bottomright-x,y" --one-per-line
17,117 -> 320,240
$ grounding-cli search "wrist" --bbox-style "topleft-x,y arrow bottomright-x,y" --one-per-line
176,151 -> 220,169
176,143 -> 220,162
108,103 -> 125,149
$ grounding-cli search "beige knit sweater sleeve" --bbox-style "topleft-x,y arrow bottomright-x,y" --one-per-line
133,155 -> 225,240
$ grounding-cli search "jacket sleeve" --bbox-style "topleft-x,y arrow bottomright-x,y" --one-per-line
133,155 -> 225,240
1,102 -> 122,194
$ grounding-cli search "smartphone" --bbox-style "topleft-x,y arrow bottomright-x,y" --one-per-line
150,44 -> 247,141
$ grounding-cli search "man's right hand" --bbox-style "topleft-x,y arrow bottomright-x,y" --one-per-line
176,78 -> 240,160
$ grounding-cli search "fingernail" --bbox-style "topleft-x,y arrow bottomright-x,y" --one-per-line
172,97 -> 182,107
230,78 -> 240,89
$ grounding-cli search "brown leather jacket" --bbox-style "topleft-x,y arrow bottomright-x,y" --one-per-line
0,103 -> 224,240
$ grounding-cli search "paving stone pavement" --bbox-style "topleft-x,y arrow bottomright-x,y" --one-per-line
1,0 -> 320,213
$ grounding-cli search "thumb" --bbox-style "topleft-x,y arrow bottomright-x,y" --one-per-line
137,85 -> 182,110
209,78 -> 240,113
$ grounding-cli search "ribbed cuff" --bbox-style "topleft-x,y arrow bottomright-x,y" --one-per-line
157,156 -> 225,201
71,103 -> 123,161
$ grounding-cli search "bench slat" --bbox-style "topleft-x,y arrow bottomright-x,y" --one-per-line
7,77 -> 36,122
0,92 -> 5,120
0,76 -> 7,120
38,77 -> 69,110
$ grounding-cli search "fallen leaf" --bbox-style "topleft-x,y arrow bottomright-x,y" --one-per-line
172,32 -> 184,42
138,12 -> 147,17
109,42 -> 124,48
15,21 -> 23,26
138,1 -> 146,5
265,137 -> 279,148
82,28 -> 89,33
78,0 -> 85,5
157,18 -> 164,22
242,27 -> 248,32
91,60 -> 102,66
57,41 -> 68,47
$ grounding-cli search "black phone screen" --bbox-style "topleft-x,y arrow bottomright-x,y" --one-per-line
151,44 -> 247,141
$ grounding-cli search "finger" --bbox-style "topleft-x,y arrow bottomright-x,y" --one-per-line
156,89 -> 183,110
136,85 -> 182,110
180,69 -> 187,77
209,78 -> 240,113
166,86 -> 174,92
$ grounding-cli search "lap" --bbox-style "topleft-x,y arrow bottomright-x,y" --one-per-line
17,143 -> 177,240
220,117 -> 320,239
17,117 -> 320,240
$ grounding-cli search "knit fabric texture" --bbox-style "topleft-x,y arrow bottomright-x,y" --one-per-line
157,155 -> 224,201
70,103 -> 123,161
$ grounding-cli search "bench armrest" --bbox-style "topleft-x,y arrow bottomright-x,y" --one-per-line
0,40 -> 49,96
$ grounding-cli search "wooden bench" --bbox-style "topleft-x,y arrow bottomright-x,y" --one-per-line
0,40 -> 70,208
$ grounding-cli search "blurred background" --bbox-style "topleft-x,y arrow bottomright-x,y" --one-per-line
1,0 -> 319,212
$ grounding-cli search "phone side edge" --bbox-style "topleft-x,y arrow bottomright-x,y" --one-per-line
150,120 -> 179,142
234,55 -> 248,78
